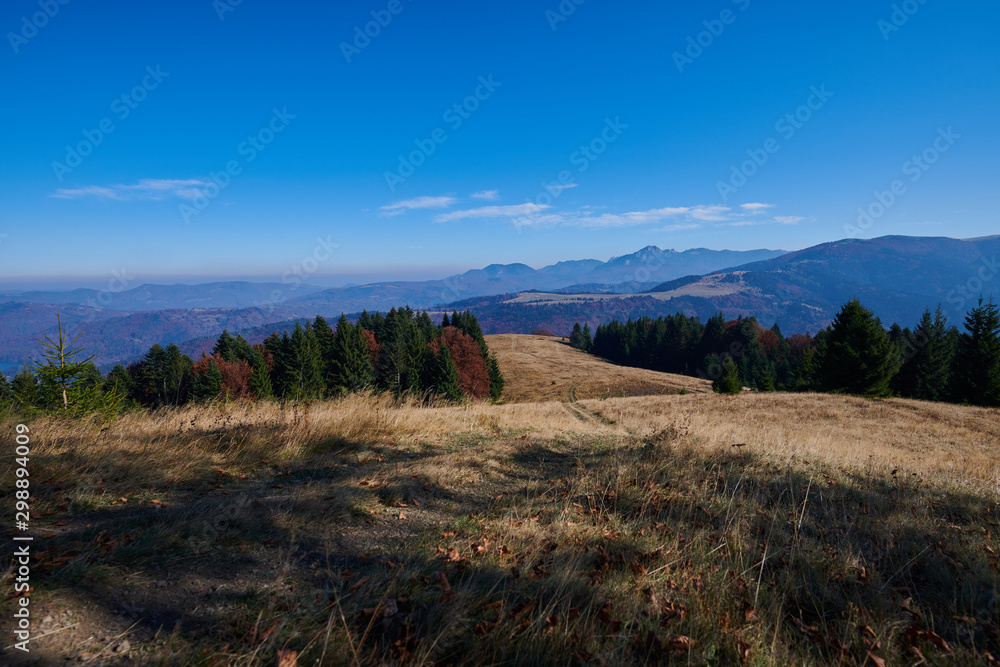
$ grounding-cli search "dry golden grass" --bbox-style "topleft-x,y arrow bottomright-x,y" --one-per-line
582,392 -> 1000,495
486,334 -> 711,403
1,335 -> 998,665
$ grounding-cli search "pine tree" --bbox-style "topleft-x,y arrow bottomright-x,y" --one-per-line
423,343 -> 463,402
28,314 -> 100,410
820,299 -> 899,397
12,368 -> 38,408
487,353 -> 504,402
213,330 -> 237,362
264,332 -> 295,399
713,358 -> 742,395
191,358 -> 223,402
582,323 -> 593,352
312,315 -> 337,391
0,372 -> 12,404
249,350 -> 274,400
897,307 -> 954,402
330,315 -> 375,393
290,322 -> 325,399
569,323 -> 585,349
953,298 -> 1000,406
105,365 -> 134,399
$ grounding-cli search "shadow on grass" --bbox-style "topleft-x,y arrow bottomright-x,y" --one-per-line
4,424 -> 999,665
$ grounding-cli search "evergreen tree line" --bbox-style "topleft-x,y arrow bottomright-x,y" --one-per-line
2,308 -> 505,412
570,297 -> 1000,405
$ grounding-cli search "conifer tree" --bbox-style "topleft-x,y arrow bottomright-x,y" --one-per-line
312,315 -> 337,391
249,350 -> 274,400
330,315 -> 375,393
896,307 -> 954,401
569,323 -> 585,350
953,298 -> 1000,406
213,330 -> 237,362
713,357 -> 742,395
191,358 -> 223,402
28,314 -> 100,410
290,322 -> 326,399
264,332 -> 294,399
819,299 -> 899,397
422,343 -> 463,402
105,365 -> 134,400
12,368 -> 38,408
582,323 -> 593,352
487,353 -> 504,401
0,372 -> 11,404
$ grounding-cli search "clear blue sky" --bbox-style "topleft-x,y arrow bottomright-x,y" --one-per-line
1,0 -> 997,288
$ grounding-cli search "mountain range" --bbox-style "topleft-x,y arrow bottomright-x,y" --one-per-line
1,237 -> 996,375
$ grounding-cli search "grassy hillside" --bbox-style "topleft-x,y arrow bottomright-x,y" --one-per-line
1,336 -> 998,665
485,334 -> 711,403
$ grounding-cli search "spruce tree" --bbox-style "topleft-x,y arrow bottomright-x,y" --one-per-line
105,365 -> 134,400
330,315 -> 375,393
423,343 -> 463,402
569,323 -> 585,349
213,330 -> 237,362
487,353 -> 504,402
290,322 -> 325,399
249,351 -> 274,400
28,314 -> 100,410
0,372 -> 11,404
12,368 -> 37,408
897,307 -> 954,401
192,358 -> 223,402
820,299 -> 899,397
312,315 -> 337,391
953,298 -> 1000,406
269,332 -> 299,399
713,358 -> 742,395
582,323 -> 593,352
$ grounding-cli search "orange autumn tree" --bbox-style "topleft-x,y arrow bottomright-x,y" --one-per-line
191,354 -> 253,400
429,327 -> 490,398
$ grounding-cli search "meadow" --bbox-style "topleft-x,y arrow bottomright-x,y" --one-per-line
1,336 -> 998,665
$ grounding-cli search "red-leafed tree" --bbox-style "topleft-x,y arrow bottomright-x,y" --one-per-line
192,354 -> 253,399
429,327 -> 489,398
361,329 -> 381,367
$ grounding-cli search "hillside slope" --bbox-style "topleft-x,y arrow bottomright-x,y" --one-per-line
486,334 -> 711,402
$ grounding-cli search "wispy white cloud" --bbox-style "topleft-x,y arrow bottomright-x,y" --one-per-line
51,179 -> 210,201
470,189 -> 500,201
564,205 -> 735,228
380,195 -> 457,216
741,202 -> 775,213
774,216 -> 807,225
547,183 -> 578,193
435,203 -> 551,223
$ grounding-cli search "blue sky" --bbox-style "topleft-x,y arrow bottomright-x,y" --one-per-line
1,0 -> 997,288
